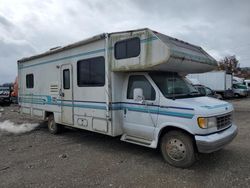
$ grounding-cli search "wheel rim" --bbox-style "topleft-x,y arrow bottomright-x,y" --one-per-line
48,117 -> 55,131
166,138 -> 186,161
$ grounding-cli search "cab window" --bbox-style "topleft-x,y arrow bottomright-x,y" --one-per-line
115,37 -> 140,59
127,75 -> 156,100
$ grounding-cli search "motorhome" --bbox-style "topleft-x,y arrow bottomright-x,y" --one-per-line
18,28 -> 237,168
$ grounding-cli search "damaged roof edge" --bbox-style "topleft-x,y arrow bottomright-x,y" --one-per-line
18,28 -> 217,65
108,27 -> 150,35
18,28 -> 151,63
153,31 -> 217,66
18,33 -> 107,63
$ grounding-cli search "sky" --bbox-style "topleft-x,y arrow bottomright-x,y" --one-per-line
0,0 -> 250,84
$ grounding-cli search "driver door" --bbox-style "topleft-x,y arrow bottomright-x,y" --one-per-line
122,75 -> 159,141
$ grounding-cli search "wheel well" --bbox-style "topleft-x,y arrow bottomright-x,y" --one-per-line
44,111 -> 54,120
157,126 -> 197,150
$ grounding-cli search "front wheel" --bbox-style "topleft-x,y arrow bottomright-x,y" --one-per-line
234,93 -> 240,98
160,131 -> 196,168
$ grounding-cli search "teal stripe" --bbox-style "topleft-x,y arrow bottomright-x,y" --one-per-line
124,106 -> 193,119
19,97 -> 194,119
19,94 -> 48,97
140,36 -> 158,43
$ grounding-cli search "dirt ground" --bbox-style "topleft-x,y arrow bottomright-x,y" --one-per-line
0,98 -> 250,188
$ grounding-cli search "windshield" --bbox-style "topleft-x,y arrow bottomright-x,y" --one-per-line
234,84 -> 247,89
149,72 -> 201,99
195,86 -> 206,96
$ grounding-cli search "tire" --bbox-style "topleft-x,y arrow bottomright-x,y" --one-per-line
47,114 -> 62,134
160,131 -> 196,168
234,93 -> 240,98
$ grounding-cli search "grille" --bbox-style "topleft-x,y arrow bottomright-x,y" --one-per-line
217,113 -> 232,130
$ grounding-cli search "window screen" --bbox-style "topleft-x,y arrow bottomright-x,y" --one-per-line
63,69 -> 70,89
26,74 -> 34,88
127,75 -> 155,100
115,37 -> 140,59
77,56 -> 105,87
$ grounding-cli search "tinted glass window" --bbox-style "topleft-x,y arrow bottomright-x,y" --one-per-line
63,69 -> 70,89
77,56 -> 105,87
205,87 -> 213,95
196,87 -> 206,95
26,74 -> 34,88
149,72 -> 199,99
115,37 -> 140,59
127,75 -> 155,100
115,41 -> 126,59
127,38 -> 141,57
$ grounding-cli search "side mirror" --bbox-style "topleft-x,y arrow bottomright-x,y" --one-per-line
133,88 -> 144,102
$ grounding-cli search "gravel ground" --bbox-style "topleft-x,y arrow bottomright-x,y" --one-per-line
0,98 -> 250,188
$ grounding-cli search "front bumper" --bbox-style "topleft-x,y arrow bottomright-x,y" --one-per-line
195,124 -> 238,153
238,91 -> 248,96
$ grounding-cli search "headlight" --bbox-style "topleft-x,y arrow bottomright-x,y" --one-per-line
197,117 -> 217,129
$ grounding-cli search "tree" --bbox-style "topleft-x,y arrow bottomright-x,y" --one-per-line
218,55 -> 239,73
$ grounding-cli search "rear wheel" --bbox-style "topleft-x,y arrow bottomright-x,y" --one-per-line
47,114 -> 62,134
160,131 -> 196,168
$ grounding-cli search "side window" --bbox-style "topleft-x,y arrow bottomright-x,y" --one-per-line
63,69 -> 70,89
26,74 -> 34,88
127,75 -> 156,100
115,37 -> 140,59
77,56 -> 105,87
197,87 -> 206,95
205,87 -> 213,95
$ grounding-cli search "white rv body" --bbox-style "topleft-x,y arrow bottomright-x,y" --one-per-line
18,28 -> 237,167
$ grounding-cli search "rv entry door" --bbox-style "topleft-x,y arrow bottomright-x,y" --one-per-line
60,64 -> 73,124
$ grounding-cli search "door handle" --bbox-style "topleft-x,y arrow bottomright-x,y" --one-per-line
59,89 -> 65,97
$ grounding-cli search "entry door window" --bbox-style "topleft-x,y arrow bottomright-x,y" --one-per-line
63,69 -> 70,89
